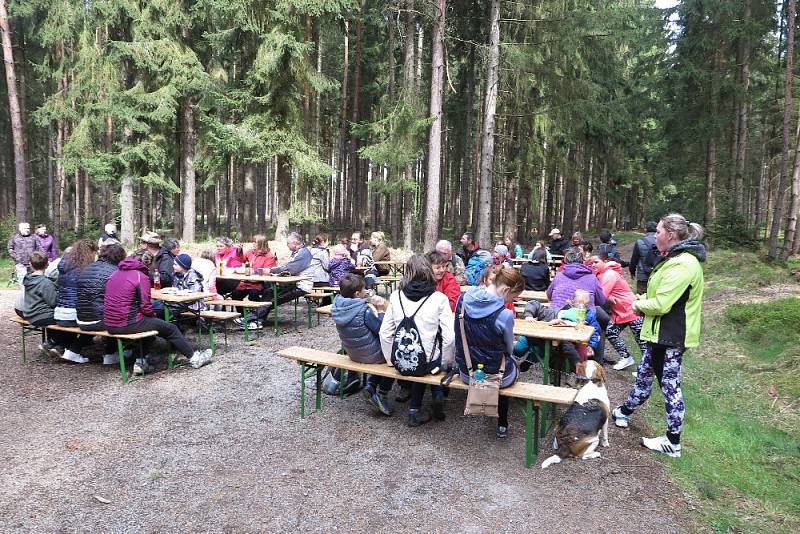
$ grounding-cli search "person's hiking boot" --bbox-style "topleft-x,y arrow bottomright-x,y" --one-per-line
61,349 -> 89,364
612,406 -> 629,428
361,384 -> 376,403
432,398 -> 446,421
133,358 -> 154,375
39,342 -> 63,359
496,425 -> 509,438
613,356 -> 635,371
370,393 -> 392,416
407,409 -> 431,427
641,435 -> 681,458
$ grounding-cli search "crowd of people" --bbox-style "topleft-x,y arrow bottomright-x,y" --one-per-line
8,213 -> 705,458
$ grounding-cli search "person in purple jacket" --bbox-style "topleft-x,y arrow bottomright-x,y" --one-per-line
547,247 -> 610,363
35,225 -> 57,261
104,251 -> 208,375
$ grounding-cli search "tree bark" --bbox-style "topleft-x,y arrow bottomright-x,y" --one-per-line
402,0 -> 416,250
423,0 -> 446,251
770,0 -> 795,259
274,155 -> 292,241
782,109 -> 800,258
475,0 -> 501,247
120,125 -> 134,246
337,18 -> 350,226
181,96 -> 196,243
0,0 -> 28,223
733,0 -> 751,215
705,138 -> 717,226
240,163 -> 256,241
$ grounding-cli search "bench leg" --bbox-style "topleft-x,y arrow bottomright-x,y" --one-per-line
243,308 -> 250,342
20,325 -> 26,364
316,365 -> 322,410
208,324 -> 215,355
272,283 -> 279,336
117,339 -> 128,385
306,300 -> 312,329
524,399 -> 539,468
542,342 -> 551,385
300,362 -> 306,418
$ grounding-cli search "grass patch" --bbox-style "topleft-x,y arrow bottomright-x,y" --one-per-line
638,270 -> 800,532
703,249 -> 790,291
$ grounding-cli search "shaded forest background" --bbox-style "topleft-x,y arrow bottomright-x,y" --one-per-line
1,0 -> 800,259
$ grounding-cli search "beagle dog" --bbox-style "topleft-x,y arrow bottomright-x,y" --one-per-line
541,361 -> 610,468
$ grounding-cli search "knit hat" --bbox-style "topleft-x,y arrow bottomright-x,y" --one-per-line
175,253 -> 192,270
494,244 -> 509,256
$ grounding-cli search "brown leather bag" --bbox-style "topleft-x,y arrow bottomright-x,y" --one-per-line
459,309 -> 503,417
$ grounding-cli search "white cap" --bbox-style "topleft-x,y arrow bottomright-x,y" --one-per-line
548,228 -> 561,236
105,223 -> 117,234
18,222 -> 30,234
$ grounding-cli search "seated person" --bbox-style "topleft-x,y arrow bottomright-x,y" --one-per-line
328,244 -> 354,287
520,248 -> 550,291
526,240 -> 552,262
514,289 -> 601,373
104,251 -> 209,375
261,232 -> 315,317
435,239 -> 466,285
19,251 -> 86,363
77,243 -> 128,365
370,231 -> 391,276
597,229 -> 623,263
428,251 -> 460,312
230,235 -> 277,330
192,250 -> 218,297
349,231 -> 378,289
331,274 -> 393,416
171,254 -> 206,312
492,244 -> 512,268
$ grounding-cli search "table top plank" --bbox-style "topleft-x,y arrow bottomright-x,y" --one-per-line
215,273 -> 309,283
513,318 -> 592,343
150,290 -> 216,304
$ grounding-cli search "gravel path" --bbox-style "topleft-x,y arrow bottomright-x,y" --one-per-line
0,288 -> 695,533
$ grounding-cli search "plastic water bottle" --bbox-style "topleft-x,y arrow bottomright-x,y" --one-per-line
575,302 -> 586,326
473,363 -> 486,383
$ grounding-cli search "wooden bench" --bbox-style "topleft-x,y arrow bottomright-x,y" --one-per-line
277,346 -> 576,468
10,317 -> 159,384
179,309 -> 239,350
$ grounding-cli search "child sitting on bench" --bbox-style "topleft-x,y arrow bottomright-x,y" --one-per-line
330,273 -> 393,416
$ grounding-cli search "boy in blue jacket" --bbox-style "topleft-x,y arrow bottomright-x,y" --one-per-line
331,274 -> 393,416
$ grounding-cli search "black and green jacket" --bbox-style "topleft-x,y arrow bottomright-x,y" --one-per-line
637,240 -> 705,349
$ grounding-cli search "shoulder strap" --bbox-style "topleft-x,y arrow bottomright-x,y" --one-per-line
459,299 -> 507,376
400,292 -> 433,320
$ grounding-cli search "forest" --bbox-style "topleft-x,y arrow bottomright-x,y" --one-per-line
1,0 -> 799,259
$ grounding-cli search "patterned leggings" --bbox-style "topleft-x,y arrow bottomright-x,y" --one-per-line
605,317 -> 648,360
623,343 -> 685,438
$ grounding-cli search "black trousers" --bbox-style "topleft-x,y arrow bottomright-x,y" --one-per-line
33,318 -> 92,354
107,317 -> 194,358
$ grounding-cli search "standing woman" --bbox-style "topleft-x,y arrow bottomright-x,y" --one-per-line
612,214 -> 705,458
454,267 -> 524,438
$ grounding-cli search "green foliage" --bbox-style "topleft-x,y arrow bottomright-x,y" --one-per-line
703,249 -> 789,291
725,298 -> 800,361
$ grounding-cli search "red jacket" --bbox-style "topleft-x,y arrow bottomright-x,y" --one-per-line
436,271 -> 461,312
594,261 -> 639,324
237,249 -> 277,290
104,257 -> 154,327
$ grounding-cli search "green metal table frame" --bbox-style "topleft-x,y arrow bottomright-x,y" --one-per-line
295,360 -> 544,468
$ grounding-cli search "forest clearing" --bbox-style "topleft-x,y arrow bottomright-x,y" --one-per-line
1,0 -> 800,533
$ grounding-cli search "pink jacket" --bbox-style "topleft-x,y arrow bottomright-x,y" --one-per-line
595,261 -> 639,324
215,246 -> 243,268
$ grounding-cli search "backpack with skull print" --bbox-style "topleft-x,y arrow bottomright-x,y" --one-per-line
390,293 -> 442,376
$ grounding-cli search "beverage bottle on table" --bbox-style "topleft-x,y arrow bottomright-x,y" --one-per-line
245,261 -> 251,276
217,259 -> 223,275
473,363 -> 485,383
575,302 -> 586,326
153,269 -> 161,290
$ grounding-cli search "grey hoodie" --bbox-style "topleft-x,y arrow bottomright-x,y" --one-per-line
21,273 -> 58,323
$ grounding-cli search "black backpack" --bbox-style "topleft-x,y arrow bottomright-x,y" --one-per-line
390,294 -> 442,376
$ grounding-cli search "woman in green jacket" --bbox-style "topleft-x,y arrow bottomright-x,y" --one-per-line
611,214 -> 705,458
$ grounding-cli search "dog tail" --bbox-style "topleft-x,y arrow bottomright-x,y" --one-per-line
541,454 -> 562,469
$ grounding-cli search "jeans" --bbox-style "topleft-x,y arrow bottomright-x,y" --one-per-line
409,382 -> 444,411
367,375 -> 394,395
107,316 -> 194,358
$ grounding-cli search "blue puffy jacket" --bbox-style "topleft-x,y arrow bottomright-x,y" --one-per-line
56,258 -> 82,310
331,295 -> 385,364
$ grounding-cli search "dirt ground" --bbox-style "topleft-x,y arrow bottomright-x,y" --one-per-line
0,286 -> 700,534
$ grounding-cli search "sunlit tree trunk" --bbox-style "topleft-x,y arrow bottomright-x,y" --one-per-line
423,0 -> 446,251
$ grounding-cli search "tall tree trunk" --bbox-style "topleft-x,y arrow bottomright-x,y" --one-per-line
0,0 -> 28,223
402,0 -> 416,250
705,138 -> 717,226
181,96 -> 196,243
783,110 -> 800,258
120,126 -> 135,245
240,163 -> 256,241
349,3 -> 364,228
475,0 -> 501,247
461,46 -> 476,229
561,147 -> 577,235
337,18 -> 350,226
733,0 -> 751,215
274,156 -> 292,241
423,0 -> 446,251
770,0 -> 795,259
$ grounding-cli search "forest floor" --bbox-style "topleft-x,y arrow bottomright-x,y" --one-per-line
1,238 -> 796,533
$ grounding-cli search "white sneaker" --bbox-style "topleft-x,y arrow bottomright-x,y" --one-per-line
613,356 -> 635,371
641,435 -> 682,458
189,349 -> 213,369
611,406 -> 629,428
233,316 -> 244,326
61,349 -> 89,364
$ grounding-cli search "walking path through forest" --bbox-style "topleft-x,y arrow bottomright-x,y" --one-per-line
0,282 -> 698,533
